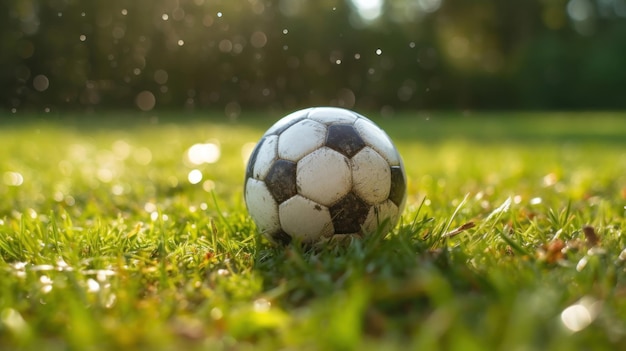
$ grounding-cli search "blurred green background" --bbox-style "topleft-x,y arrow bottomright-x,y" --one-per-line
2,0 -> 626,114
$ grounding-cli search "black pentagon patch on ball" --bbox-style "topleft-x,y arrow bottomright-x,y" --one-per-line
389,166 -> 406,206
270,230 -> 292,245
265,159 -> 297,203
329,192 -> 370,234
326,124 -> 366,158
245,137 -> 265,181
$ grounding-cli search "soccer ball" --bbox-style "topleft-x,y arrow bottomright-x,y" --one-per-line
244,107 -> 407,245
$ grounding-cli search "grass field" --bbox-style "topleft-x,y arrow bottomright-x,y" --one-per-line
1,111 -> 625,350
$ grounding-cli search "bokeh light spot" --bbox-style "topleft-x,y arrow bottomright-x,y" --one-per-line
188,169 -> 203,184
186,142 -> 221,165
560,298 -> 602,333
351,0 -> 383,21
154,69 -> 168,84
33,75 -> 49,92
135,91 -> 156,111
219,39 -> 233,53
202,180 -> 216,192
133,147 -> 153,165
418,0 -> 442,13
250,31 -> 268,48
567,0 -> 593,21
3,172 -> 24,187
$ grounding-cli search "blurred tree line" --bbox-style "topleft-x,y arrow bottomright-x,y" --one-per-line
2,0 -> 626,115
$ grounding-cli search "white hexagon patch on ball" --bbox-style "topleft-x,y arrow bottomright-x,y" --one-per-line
244,107 -> 407,245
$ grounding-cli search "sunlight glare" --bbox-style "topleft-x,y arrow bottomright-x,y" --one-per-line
351,0 -> 383,21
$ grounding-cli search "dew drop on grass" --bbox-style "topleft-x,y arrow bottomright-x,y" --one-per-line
486,197 -> 511,221
105,294 -> 117,308
56,258 -> 70,271
576,256 -> 588,272
39,275 -> 53,294
31,264 -> 54,272
87,279 -> 100,293
11,263 -> 26,279
12,262 -> 27,270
